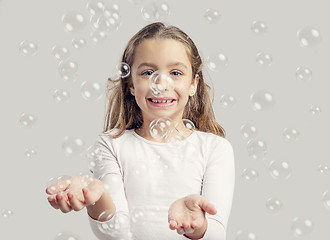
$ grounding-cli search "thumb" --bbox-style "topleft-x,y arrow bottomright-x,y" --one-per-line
198,198 -> 217,215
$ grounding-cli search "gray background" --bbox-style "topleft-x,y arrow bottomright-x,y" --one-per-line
0,0 -> 329,239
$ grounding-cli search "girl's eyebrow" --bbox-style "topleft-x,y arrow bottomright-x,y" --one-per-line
137,62 -> 188,70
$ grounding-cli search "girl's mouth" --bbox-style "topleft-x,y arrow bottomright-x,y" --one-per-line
147,98 -> 176,107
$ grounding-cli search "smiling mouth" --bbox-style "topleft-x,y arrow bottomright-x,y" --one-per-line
147,98 -> 176,103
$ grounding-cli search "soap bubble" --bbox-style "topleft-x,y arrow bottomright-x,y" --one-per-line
251,20 -> 267,35
90,13 -> 112,32
206,52 -> 228,71
86,0 -> 105,16
241,168 -> 259,182
19,40 -> 38,56
1,209 -> 14,218
297,26 -> 321,48
322,190 -> 330,209
182,119 -> 195,130
24,148 -> 37,158
309,105 -> 321,115
148,70 -> 175,97
97,211 -> 130,237
141,2 -> 170,22
250,90 -> 275,112
247,138 -> 267,161
72,37 -> 87,49
282,128 -> 300,141
291,217 -> 314,237
80,81 -> 104,101
265,197 -> 283,213
240,124 -> 258,141
296,66 -> 312,82
51,45 -> 70,62
149,117 -> 172,139
130,207 -> 147,224
111,62 -> 130,79
234,230 -> 257,240
132,160 -> 149,176
47,175 -> 72,194
204,9 -> 221,23
317,164 -> 329,174
53,89 -> 71,103
62,136 -> 85,157
85,144 -> 106,173
58,58 -> 78,81
55,232 -> 79,240
269,160 -> 292,179
62,11 -> 87,33
19,113 -> 36,128
90,30 -> 108,43
219,94 -> 236,108
256,52 -> 272,66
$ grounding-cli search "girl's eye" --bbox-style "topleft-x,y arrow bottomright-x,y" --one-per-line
142,70 -> 153,76
171,71 -> 182,77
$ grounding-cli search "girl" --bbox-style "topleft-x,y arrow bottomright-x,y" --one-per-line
46,22 -> 235,240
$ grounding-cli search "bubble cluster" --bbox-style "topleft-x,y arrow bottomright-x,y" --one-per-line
19,113 -> 36,128
269,160 -> 292,179
295,66 -> 312,82
297,26 -> 321,48
47,175 -> 72,194
291,217 -> 314,237
265,197 -> 283,213
141,2 -> 170,22
206,52 -> 228,71
80,81 -> 104,101
251,20 -> 267,35
62,136 -> 85,157
246,138 -> 267,161
241,168 -> 259,182
53,89 -> 71,103
19,40 -> 38,56
250,90 -> 275,112
204,9 -> 221,23
62,11 -> 87,33
148,70 -> 175,97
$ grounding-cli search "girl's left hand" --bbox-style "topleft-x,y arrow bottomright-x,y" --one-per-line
168,194 -> 217,236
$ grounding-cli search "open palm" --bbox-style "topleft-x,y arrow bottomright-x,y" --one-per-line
168,194 -> 217,235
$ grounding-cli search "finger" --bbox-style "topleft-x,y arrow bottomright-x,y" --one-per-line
177,225 -> 185,235
82,188 -> 95,206
182,221 -> 192,232
56,193 -> 72,213
67,192 -> 85,211
198,198 -> 217,215
47,196 -> 59,209
169,219 -> 178,230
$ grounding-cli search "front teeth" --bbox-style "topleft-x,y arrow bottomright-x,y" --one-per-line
151,99 -> 172,103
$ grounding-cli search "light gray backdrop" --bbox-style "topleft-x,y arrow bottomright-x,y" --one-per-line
0,0 -> 329,239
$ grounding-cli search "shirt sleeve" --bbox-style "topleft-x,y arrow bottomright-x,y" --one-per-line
88,134 -> 133,240
200,137 -> 236,240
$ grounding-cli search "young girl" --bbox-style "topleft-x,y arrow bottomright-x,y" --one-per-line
46,22 -> 235,240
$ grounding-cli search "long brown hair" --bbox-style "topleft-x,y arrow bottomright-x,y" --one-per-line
103,22 -> 226,138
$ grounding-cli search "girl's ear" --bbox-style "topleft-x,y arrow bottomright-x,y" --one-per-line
130,87 -> 135,96
190,74 -> 200,96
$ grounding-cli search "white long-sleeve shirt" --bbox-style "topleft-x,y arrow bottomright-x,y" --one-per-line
88,128 -> 235,240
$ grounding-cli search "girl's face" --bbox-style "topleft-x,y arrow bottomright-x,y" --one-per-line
130,38 -> 199,127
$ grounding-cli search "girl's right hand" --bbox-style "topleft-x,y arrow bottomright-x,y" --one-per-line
46,176 -> 105,213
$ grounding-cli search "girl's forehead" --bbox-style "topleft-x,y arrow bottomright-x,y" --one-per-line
133,38 -> 191,66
